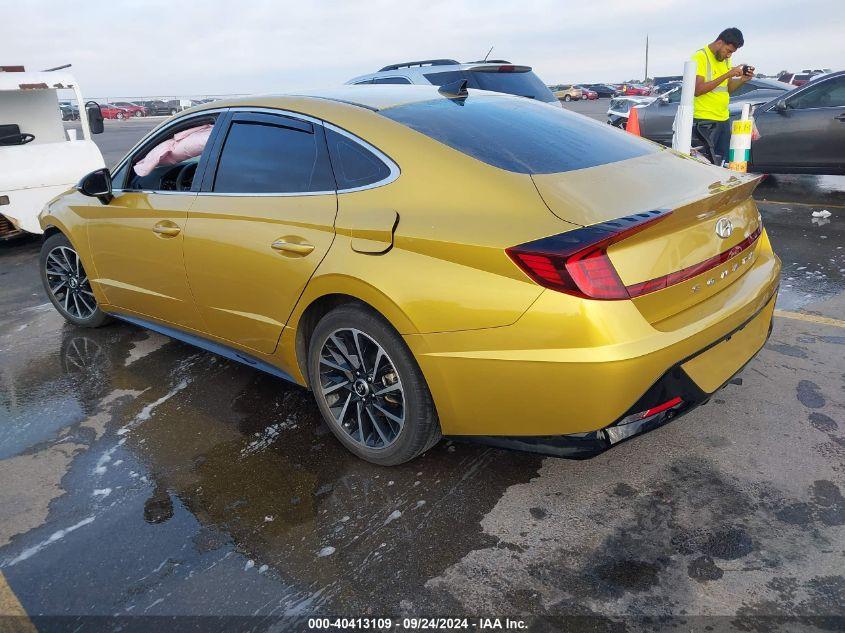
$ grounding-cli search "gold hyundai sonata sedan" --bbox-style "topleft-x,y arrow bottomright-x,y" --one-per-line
38,85 -> 781,465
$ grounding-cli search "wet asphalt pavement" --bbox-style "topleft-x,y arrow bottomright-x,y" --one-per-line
0,109 -> 843,632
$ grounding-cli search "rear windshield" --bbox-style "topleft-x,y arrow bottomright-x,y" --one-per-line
423,69 -> 557,103
380,96 -> 657,174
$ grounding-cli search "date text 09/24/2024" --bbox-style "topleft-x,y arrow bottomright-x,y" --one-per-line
307,617 -> 528,630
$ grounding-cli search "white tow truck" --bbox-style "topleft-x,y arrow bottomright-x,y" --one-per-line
0,67 -> 105,240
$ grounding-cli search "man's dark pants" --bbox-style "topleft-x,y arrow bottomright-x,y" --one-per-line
693,119 -> 731,165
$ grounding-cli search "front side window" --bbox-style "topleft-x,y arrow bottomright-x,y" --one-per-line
788,77 -> 845,110
380,95 -> 656,174
123,114 -> 218,192
212,116 -> 335,194
324,128 -> 392,190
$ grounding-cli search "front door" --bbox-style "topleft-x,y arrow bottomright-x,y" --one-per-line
184,111 -> 338,355
85,112 -> 224,329
752,75 -> 845,172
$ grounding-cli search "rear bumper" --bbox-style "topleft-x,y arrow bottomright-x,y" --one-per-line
460,290 -> 775,458
405,230 -> 781,438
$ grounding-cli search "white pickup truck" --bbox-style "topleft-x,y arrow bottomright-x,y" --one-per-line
0,69 -> 105,240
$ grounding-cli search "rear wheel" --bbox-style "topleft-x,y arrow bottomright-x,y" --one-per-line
133,110 -> 142,117
116,112 -> 125,120
308,304 -> 441,466
40,233 -> 111,328
170,108 -> 178,115
564,94 -> 572,102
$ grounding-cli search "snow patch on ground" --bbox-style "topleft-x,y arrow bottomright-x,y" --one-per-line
4,516 -> 96,566
240,418 -> 298,457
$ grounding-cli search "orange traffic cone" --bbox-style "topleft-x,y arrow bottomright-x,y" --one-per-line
626,106 -> 641,136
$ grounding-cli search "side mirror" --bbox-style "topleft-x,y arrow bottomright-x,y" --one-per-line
775,99 -> 788,113
85,101 -> 104,134
77,168 -> 113,205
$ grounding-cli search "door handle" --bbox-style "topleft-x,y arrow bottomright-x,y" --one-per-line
153,221 -> 181,237
271,239 -> 315,256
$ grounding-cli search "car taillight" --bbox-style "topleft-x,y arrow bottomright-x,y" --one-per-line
506,209 -> 670,300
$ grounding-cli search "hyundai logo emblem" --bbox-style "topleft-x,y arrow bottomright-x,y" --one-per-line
715,217 -> 733,239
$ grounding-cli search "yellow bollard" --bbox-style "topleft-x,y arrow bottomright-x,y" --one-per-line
728,103 -> 753,172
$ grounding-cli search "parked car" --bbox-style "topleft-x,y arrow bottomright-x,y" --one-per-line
1,70 -> 105,240
59,101 -> 79,121
620,84 -> 652,96
653,81 -> 682,95
585,83 -> 618,98
550,84 -> 582,102
608,77 -> 793,139
749,70 -> 845,175
100,104 -> 132,120
110,101 -> 147,117
38,86 -> 780,465
606,95 -> 655,128
347,59 -> 558,104
575,85 -> 597,100
132,99 -> 182,116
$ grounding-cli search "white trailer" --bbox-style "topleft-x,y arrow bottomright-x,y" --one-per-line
0,69 -> 105,239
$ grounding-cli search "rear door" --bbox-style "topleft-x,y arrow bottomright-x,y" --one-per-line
183,110 -> 338,354
752,74 -> 845,172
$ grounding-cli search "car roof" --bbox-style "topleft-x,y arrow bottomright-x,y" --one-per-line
190,85 -> 508,114
346,60 -> 532,84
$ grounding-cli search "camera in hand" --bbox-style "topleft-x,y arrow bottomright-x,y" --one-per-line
742,64 -> 755,76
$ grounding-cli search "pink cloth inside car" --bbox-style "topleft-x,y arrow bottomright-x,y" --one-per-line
133,124 -> 213,177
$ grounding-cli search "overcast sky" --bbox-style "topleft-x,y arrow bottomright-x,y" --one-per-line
4,0 -> 844,98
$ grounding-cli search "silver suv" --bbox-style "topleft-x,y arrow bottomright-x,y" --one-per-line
346,59 -> 558,104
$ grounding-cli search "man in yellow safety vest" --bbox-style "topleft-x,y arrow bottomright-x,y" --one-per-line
692,28 -> 754,165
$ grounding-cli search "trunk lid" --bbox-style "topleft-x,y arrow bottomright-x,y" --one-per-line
531,150 -> 765,323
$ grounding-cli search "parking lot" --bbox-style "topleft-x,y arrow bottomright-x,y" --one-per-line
1,102 -> 844,630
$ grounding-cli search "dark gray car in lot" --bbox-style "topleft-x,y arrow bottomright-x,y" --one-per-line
750,70 -> 845,175
624,77 -> 792,144
610,73 -> 845,174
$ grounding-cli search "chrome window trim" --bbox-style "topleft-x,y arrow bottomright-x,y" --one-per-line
198,109 -> 400,197
113,105 -> 401,198
322,122 -> 400,194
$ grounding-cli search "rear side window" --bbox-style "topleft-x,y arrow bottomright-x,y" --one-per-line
325,128 -> 392,190
213,118 -> 334,193
374,76 -> 411,85
380,96 -> 656,174
423,69 -> 557,103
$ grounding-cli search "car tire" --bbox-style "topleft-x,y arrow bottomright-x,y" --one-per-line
564,95 -> 572,102
307,303 -> 441,466
133,111 -> 142,117
116,112 -> 125,120
40,233 -> 112,328
170,109 -> 178,115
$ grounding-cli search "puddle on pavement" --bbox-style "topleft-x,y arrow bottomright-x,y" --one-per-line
0,318 -> 543,616
755,174 -> 845,206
